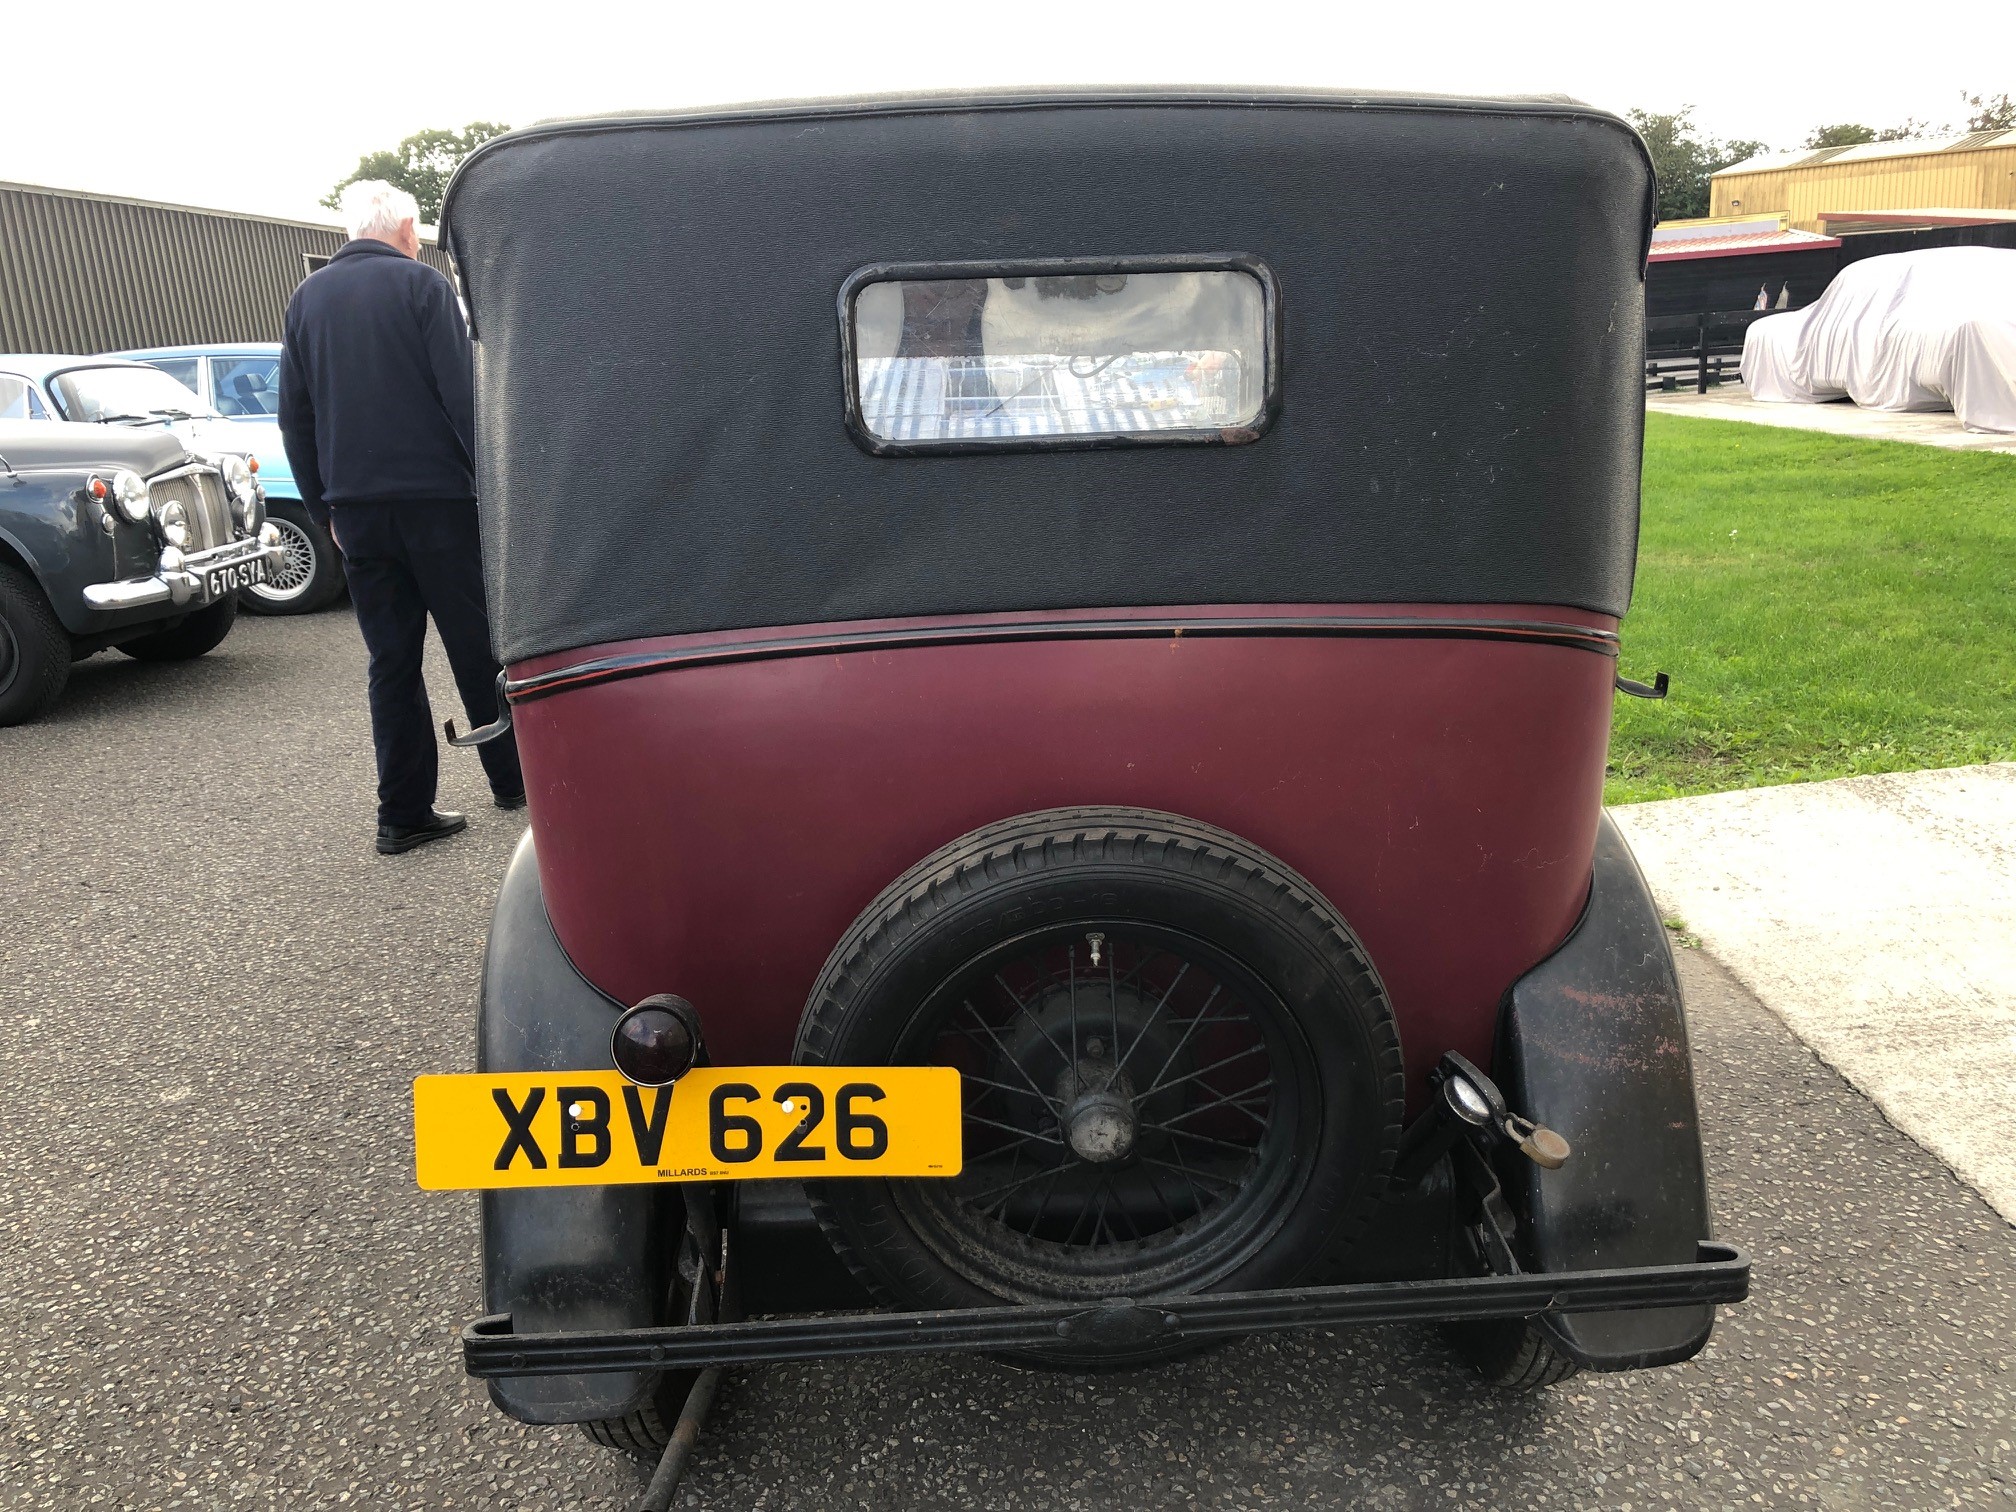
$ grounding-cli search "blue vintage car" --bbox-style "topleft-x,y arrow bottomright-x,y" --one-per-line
111,343 -> 347,614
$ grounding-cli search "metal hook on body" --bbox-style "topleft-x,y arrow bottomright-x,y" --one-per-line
1615,671 -> 1669,700
445,669 -> 515,747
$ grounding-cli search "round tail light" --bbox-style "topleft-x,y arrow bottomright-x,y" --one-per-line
610,995 -> 703,1087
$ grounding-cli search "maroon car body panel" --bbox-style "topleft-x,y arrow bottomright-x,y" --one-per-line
510,604 -> 1618,1106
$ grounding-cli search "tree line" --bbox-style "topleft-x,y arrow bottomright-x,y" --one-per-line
1631,91 -> 2013,221
322,123 -> 511,224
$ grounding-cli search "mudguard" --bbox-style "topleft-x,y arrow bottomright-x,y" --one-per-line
1498,813 -> 1716,1370
477,831 -> 679,1424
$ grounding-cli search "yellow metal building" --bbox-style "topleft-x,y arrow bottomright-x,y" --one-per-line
1711,130 -> 2016,231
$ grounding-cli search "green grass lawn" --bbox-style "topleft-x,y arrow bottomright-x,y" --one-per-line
1606,414 -> 2016,804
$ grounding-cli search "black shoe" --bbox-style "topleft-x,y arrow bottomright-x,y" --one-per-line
494,790 -> 527,811
376,809 -> 468,855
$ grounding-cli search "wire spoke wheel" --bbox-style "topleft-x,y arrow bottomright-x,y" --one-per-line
250,515 -> 316,602
894,923 -> 1312,1297
798,808 -> 1405,1363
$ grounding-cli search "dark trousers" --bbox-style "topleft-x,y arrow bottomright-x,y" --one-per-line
330,500 -> 523,827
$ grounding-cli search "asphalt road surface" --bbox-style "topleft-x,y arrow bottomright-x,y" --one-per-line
2,608 -> 2014,1510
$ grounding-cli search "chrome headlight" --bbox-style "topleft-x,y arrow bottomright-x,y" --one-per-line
218,455 -> 256,510
157,500 -> 190,549
111,470 -> 150,524
219,453 -> 254,500
219,454 -> 258,515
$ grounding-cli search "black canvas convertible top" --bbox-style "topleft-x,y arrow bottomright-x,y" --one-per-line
442,90 -> 1655,665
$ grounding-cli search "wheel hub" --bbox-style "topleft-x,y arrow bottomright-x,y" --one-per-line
1051,1037 -> 1140,1163
906,925 -> 1298,1293
1000,989 -> 1175,1146
1064,1085 -> 1135,1163
254,517 -> 315,600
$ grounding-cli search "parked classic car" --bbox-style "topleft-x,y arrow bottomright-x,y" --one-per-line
1,353 -> 242,446
412,89 -> 1749,1496
0,418 -> 283,725
112,344 -> 349,614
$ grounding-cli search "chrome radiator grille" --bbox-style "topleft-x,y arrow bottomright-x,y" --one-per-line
148,467 -> 233,550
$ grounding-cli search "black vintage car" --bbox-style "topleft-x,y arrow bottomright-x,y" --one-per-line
0,419 -> 283,725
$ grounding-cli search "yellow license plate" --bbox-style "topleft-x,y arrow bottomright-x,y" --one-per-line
412,1067 -> 962,1190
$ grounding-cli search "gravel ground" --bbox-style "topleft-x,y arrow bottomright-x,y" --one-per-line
2,608 -> 2014,1510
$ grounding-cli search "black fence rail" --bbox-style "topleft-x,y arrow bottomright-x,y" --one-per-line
1644,308 -> 1782,394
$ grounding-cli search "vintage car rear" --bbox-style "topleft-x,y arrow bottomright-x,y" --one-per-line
430,90 -> 1745,1461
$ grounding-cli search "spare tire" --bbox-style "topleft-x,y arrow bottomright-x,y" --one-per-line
796,807 -> 1406,1365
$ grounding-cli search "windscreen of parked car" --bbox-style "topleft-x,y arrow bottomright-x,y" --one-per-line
212,356 -> 282,417
51,366 -> 220,425
848,266 -> 1270,449
142,356 -> 201,392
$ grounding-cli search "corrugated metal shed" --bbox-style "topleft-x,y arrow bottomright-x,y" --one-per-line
0,181 -> 454,353
1712,131 -> 2016,231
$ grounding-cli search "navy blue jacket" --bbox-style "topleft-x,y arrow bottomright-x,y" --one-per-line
277,239 -> 475,524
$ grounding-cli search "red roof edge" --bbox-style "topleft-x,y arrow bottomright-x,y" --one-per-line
1647,237 -> 1842,263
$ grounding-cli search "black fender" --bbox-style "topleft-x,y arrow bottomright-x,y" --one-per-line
477,831 -> 680,1424
1497,813 -> 1716,1370
1,485 -> 147,638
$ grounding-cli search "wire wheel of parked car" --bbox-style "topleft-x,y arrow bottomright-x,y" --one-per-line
797,808 -> 1407,1366
240,502 -> 345,615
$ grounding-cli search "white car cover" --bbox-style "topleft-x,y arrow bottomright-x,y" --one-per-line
1740,247 -> 2016,432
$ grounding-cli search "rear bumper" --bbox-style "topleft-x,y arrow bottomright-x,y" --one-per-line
464,1241 -> 1747,1377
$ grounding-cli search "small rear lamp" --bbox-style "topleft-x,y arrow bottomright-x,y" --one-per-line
611,995 -> 703,1087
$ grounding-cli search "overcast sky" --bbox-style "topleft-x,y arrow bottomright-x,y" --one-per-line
8,0 -> 2012,224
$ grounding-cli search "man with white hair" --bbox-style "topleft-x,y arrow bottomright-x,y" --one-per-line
278,179 -> 524,854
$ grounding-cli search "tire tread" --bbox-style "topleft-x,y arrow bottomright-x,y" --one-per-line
580,1394 -> 674,1457
1452,1318 -> 1582,1392
0,564 -> 72,727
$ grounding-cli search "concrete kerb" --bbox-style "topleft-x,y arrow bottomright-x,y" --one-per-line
1613,763 -> 2016,1226
1647,387 -> 2016,453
